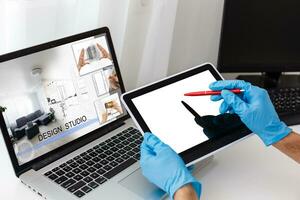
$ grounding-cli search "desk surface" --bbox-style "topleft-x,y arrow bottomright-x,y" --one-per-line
1,126 -> 300,200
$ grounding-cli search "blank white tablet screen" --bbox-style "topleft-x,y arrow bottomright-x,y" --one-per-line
132,70 -> 221,153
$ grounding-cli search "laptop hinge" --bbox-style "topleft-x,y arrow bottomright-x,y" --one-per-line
32,120 -> 125,171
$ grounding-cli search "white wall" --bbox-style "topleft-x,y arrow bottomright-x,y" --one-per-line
119,0 -> 154,90
118,0 -> 231,91
0,0 -> 96,54
97,0 -> 130,60
168,0 -> 224,76
0,0 -> 129,61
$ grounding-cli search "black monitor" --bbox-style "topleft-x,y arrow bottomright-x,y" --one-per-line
218,0 -> 300,88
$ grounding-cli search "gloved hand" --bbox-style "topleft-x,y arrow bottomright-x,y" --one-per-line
140,132 -> 201,199
194,113 -> 249,139
209,80 -> 292,146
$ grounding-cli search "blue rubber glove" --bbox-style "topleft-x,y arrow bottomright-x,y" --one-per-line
140,132 -> 201,199
209,80 -> 292,146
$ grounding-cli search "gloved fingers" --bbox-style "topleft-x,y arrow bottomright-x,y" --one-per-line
140,134 -> 157,165
187,165 -> 196,174
209,80 -> 251,91
221,90 -> 248,115
141,133 -> 156,153
143,132 -> 167,153
219,100 -> 230,114
140,138 -> 155,158
229,108 -> 235,114
210,94 -> 222,101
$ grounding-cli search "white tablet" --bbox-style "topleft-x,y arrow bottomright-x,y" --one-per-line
122,63 -> 251,164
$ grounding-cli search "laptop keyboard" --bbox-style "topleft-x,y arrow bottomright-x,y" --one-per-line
44,127 -> 142,198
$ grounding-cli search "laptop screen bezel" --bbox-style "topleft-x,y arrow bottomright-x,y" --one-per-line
0,27 -> 129,177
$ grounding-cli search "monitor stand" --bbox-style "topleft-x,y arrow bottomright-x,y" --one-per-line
236,72 -> 300,89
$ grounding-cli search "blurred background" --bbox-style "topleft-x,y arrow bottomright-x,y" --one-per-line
0,0 -> 229,91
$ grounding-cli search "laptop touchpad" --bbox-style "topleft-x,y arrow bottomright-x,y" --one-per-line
119,169 -> 166,200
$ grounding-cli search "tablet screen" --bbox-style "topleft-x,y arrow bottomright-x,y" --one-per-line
131,70 -> 221,153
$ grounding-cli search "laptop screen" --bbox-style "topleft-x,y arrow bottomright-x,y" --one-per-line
0,32 -> 126,165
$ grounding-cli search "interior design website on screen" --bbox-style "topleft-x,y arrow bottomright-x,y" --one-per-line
132,71 -> 222,153
0,34 -> 125,164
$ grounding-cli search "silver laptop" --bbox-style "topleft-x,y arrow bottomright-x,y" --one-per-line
0,27 -> 164,200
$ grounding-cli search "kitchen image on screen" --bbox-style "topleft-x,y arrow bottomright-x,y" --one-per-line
0,34 -> 124,164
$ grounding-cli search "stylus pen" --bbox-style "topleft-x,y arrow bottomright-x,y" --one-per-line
184,89 -> 244,96
181,101 -> 200,118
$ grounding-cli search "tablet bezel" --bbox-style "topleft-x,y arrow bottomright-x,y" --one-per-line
122,63 -> 251,164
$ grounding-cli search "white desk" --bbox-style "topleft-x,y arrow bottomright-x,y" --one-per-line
1,126 -> 300,200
